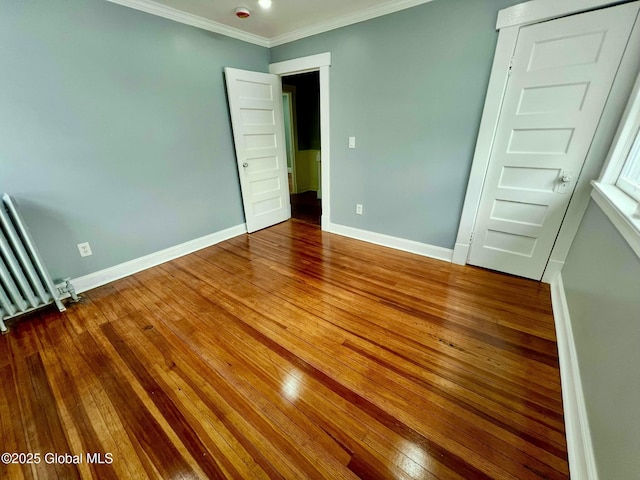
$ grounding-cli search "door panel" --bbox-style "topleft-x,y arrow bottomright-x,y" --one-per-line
469,2 -> 640,280
225,68 -> 291,233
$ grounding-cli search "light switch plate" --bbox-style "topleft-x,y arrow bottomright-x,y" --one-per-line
348,137 -> 356,149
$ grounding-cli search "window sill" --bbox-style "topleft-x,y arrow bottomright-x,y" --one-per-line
591,181 -> 640,259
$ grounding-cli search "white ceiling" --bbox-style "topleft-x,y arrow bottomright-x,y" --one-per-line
107,0 -> 434,47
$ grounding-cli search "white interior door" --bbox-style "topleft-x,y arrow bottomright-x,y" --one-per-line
468,2 -> 640,280
225,68 -> 290,233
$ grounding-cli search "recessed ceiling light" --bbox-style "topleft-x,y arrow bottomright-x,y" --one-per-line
258,0 -> 272,9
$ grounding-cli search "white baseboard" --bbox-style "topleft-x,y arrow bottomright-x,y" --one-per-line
542,259 -> 565,284
452,242 -> 469,265
72,223 -> 247,293
296,186 -> 318,194
326,222 -> 453,262
551,274 -> 599,480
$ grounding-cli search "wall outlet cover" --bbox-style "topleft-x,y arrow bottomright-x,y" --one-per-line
77,242 -> 93,257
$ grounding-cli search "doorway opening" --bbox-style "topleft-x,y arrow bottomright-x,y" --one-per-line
281,72 -> 321,226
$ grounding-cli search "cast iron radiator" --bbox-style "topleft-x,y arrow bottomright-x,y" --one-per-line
0,194 -> 78,333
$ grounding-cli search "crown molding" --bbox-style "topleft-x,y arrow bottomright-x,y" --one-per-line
268,0 -> 435,47
105,0 -> 271,47
106,0 -> 435,49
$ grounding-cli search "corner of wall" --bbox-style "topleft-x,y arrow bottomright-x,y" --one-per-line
326,222 -> 453,262
550,273 -> 599,480
71,223 -> 247,293
452,243 -> 469,265
541,259 -> 564,284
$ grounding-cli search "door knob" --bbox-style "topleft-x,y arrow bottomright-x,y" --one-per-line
243,162 -> 249,168
557,171 -> 575,194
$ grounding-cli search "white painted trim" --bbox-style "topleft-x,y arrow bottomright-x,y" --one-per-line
456,3 -> 640,279
105,0 -> 270,47
320,65 -> 330,230
452,243 -> 469,265
542,7 -> 640,278
106,0 -> 436,48
591,183 -> 640,259
269,53 -> 331,75
599,69 -> 640,183
71,224 -> 247,293
550,274 -> 599,480
453,26 -> 519,262
541,259 -> 564,283
268,0 -> 436,47
497,0 -> 626,30
587,58 -> 640,262
269,54 -> 331,231
282,89 -> 298,194
326,222 -> 453,262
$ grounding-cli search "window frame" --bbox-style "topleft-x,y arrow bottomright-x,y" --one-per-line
592,70 -> 640,259
616,126 -> 640,201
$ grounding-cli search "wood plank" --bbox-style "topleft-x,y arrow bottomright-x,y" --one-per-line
0,365 -> 33,480
0,219 -> 569,479
144,289 -> 474,479
155,260 -> 567,479
121,279 -> 445,480
15,352 -> 80,479
223,232 -> 561,362
186,244 -> 561,428
36,313 -> 154,479
109,310 -> 355,479
200,242 -> 564,404
211,236 -> 563,381
72,331 -> 199,479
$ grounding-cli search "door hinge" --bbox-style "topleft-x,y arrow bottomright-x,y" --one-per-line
507,56 -> 514,76
469,232 -> 474,245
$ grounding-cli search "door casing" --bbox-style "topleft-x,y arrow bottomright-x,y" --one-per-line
453,0 -> 640,283
282,89 -> 298,194
270,53 -> 331,230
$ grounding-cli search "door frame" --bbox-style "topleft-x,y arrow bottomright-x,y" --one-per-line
282,88 -> 298,194
453,0 -> 640,282
270,52 -> 331,230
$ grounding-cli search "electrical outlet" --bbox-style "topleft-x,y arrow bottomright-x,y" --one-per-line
77,242 -> 92,257
356,204 -> 363,215
349,136 -> 356,149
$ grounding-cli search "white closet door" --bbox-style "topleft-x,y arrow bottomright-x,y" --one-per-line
469,2 -> 640,280
225,68 -> 291,233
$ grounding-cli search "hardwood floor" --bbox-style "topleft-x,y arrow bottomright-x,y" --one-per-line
0,220 -> 568,479
290,191 -> 321,226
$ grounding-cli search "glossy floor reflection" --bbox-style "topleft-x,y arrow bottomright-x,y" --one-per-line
0,220 -> 568,479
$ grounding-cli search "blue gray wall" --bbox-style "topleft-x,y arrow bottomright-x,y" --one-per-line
0,0 -> 269,279
562,201 -> 640,479
1,0 -> 524,280
271,0 -> 522,247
